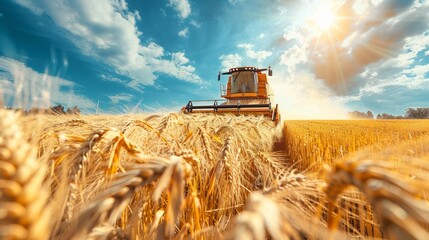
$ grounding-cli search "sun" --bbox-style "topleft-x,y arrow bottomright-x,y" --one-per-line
307,3 -> 338,35
315,11 -> 336,31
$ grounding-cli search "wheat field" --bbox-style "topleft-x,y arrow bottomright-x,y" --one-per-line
1,109 -> 429,239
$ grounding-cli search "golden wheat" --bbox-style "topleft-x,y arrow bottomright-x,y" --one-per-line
0,109 -> 52,240
324,136 -> 429,239
284,120 -> 429,171
0,110 -> 428,239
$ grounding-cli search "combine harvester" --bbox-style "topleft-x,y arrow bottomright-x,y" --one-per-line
182,66 -> 280,124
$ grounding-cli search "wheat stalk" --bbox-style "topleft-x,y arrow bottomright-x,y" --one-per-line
0,109 -> 52,240
64,155 -> 192,239
11,111 -> 427,240
87,224 -> 128,240
225,192 -> 300,240
324,152 -> 429,239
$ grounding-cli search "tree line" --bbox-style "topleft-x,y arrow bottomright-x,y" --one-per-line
348,107 -> 429,119
5,105 -> 81,115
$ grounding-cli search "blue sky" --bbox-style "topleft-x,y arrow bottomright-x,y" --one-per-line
0,0 -> 428,118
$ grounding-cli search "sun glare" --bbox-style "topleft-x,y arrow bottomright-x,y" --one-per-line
316,11 -> 336,31
307,3 -> 338,35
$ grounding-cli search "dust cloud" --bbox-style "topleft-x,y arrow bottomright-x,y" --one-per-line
270,69 -> 349,120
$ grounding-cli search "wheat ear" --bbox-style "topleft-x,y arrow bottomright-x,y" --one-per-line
324,156 -> 429,239
64,156 -> 192,239
225,192 -> 299,240
0,109 -> 52,240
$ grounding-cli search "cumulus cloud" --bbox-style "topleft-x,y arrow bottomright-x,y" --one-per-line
336,29 -> 429,114
269,0 -> 429,116
0,56 -> 96,110
178,27 -> 189,38
108,93 -> 133,104
237,43 -> 272,62
280,44 -> 308,73
15,0 -> 202,91
168,0 -> 191,19
139,47 -> 201,86
171,52 -> 189,65
309,0 -> 429,95
358,32 -> 429,93
219,54 -> 242,70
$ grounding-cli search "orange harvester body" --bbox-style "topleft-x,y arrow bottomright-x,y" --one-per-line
182,66 -> 280,124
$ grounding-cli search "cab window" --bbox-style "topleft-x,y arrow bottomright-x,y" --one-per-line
231,71 -> 258,93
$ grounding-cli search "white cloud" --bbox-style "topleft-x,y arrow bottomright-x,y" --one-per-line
171,52 -> 189,65
352,0 -> 384,16
190,20 -> 201,28
237,43 -> 272,62
219,54 -> 242,70
139,42 -> 164,59
168,0 -> 191,19
283,29 -> 305,44
99,74 -> 126,84
147,52 -> 202,84
14,0 -> 43,14
403,63 -> 429,83
365,31 -> 429,87
280,44 -> 308,73
0,56 -> 96,110
302,0 -> 429,95
237,43 -> 253,49
15,0 -> 202,91
228,0 -> 244,5
108,93 -> 133,104
178,27 -> 189,38
347,30 -> 429,105
259,33 -> 265,39
393,33 -> 429,67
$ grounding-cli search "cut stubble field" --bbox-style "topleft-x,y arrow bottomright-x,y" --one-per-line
1,109 -> 429,239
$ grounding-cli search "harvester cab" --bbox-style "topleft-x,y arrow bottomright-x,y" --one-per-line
183,66 -> 280,124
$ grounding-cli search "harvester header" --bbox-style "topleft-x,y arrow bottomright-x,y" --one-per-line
182,66 -> 280,124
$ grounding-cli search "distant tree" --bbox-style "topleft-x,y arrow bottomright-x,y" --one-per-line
405,108 -> 429,119
376,113 -> 404,119
14,108 -> 24,114
66,106 -> 81,115
28,107 -> 50,114
4,105 -> 84,115
377,113 -> 394,119
348,111 -> 373,119
50,105 -> 65,114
